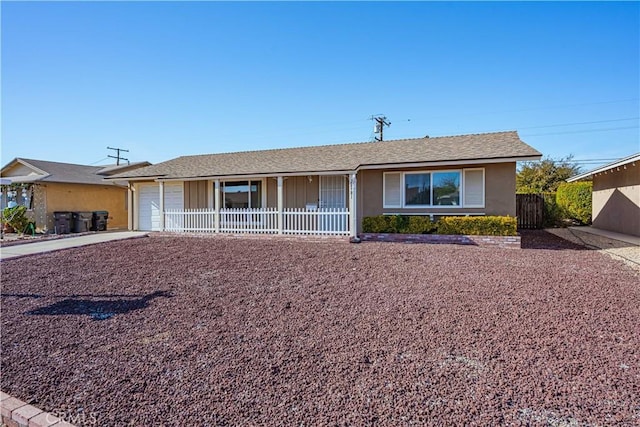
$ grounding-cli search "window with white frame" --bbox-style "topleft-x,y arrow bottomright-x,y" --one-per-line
383,169 -> 483,208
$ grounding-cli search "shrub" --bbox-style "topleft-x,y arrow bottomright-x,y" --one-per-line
361,215 -> 435,234
362,215 -> 394,233
405,216 -> 437,234
362,215 -> 515,235
436,216 -> 518,236
556,182 -> 592,225
542,192 -> 565,227
2,205 -> 30,234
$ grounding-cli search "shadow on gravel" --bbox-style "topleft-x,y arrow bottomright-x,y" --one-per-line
25,290 -> 172,320
520,230 -> 587,250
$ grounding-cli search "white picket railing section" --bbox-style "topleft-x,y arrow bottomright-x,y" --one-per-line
282,208 -> 349,235
220,208 -> 278,234
163,208 -> 350,236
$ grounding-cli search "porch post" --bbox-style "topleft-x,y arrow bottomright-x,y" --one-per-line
158,181 -> 165,231
348,173 -> 357,237
277,176 -> 283,234
214,179 -> 220,233
127,184 -> 134,231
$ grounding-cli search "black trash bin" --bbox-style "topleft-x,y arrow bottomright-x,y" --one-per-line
53,212 -> 73,234
72,212 -> 93,233
92,211 -> 109,231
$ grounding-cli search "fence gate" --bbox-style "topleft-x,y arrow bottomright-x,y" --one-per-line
516,193 -> 544,229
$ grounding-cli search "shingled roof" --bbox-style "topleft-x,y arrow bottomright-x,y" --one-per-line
110,131 -> 541,180
1,158 -> 151,185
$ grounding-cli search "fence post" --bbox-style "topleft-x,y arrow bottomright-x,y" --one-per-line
214,180 -> 220,233
277,176 -> 283,234
159,181 -> 165,231
348,173 -> 357,237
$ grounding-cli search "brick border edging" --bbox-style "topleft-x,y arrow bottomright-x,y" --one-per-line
359,233 -> 521,249
1,391 -> 76,427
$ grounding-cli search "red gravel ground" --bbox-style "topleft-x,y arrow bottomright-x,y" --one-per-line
1,231 -> 639,426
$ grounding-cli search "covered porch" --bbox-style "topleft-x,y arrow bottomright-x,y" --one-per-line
131,173 -> 358,237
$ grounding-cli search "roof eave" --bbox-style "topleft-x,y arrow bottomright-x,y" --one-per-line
157,169 -> 359,182
357,155 -> 542,170
567,153 -> 640,182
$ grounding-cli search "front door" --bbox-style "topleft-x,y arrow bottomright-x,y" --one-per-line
319,175 -> 346,209
319,175 -> 347,232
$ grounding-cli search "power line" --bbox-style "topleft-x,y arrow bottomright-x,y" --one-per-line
89,157 -> 110,165
518,117 -> 639,130
425,98 -> 639,120
521,125 -> 639,137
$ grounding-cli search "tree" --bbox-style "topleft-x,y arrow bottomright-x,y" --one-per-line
516,156 -> 582,193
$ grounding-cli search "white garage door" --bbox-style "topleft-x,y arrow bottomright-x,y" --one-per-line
138,183 -> 185,231
138,184 -> 160,231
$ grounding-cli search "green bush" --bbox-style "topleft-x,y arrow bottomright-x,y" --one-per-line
542,192 -> 564,227
436,216 -> 518,236
405,216 -> 437,234
361,215 -> 435,234
362,215 -> 394,233
2,205 -> 30,234
361,215 -> 516,235
556,182 -> 592,225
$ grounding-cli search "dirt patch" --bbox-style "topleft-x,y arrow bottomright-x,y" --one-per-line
1,234 -> 639,425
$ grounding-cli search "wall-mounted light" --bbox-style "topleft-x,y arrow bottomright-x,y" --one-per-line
307,176 -> 313,183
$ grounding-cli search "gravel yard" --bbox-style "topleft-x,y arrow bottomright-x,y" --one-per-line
1,232 -> 639,426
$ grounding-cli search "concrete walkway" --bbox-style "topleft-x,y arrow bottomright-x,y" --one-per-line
546,226 -> 640,271
0,231 -> 148,260
568,226 -> 640,246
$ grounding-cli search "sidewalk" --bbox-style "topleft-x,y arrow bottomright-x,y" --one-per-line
567,226 -> 640,246
0,231 -> 148,260
546,226 -> 640,271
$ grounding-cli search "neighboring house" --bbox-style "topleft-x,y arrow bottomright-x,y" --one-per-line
0,158 -> 151,232
108,131 -> 542,236
567,153 -> 640,237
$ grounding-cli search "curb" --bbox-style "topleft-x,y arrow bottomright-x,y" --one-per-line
1,391 -> 76,427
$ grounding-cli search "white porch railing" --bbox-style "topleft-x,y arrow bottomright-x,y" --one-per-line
164,208 -> 350,236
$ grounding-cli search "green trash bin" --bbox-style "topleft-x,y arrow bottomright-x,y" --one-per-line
92,211 -> 108,231
72,212 -> 93,233
53,212 -> 73,234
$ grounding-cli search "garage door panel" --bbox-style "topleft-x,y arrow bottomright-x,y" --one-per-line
139,184 -> 160,231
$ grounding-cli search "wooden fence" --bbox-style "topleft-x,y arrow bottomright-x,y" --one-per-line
516,193 -> 544,229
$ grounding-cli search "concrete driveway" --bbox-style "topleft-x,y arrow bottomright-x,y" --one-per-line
0,232 -> 148,260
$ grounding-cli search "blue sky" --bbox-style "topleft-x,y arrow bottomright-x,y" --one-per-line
2,1 -> 638,171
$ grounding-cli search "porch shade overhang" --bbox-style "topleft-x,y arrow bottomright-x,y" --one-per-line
107,131 -> 542,182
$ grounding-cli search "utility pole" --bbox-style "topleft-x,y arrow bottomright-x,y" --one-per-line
107,147 -> 129,165
371,115 -> 391,141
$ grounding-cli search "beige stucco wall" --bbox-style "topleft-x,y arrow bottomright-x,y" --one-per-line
357,162 -> 517,232
284,176 -> 320,208
44,183 -> 129,231
184,181 -> 207,209
265,176 -> 320,209
592,164 -> 640,236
